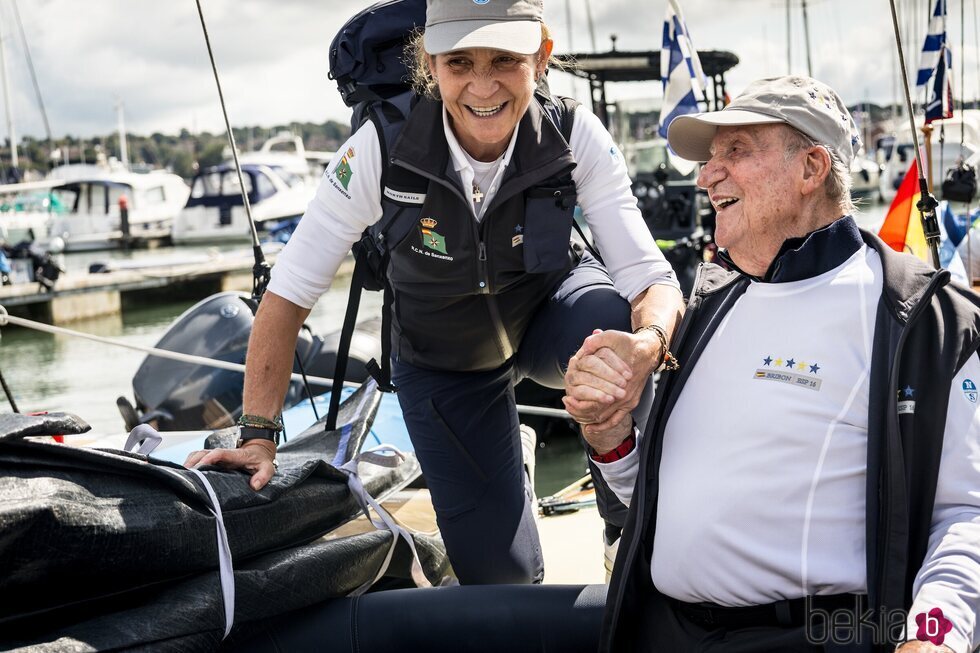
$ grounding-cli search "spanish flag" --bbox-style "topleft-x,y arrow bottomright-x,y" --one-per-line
878,160 -> 930,262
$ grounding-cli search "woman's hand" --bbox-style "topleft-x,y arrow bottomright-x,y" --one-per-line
563,328 -> 662,428
184,440 -> 277,490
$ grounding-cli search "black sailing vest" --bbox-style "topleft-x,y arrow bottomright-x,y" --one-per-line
377,96 -> 579,372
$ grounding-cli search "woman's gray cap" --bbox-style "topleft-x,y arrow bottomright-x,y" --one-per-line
424,0 -> 544,56
666,75 -> 862,166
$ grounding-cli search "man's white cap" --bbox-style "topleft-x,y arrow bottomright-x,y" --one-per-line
424,0 -> 544,56
666,75 -> 862,167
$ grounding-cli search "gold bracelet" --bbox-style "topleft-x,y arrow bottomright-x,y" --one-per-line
632,324 -> 680,372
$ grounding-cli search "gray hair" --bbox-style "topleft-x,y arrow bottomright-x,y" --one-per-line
782,126 -> 855,214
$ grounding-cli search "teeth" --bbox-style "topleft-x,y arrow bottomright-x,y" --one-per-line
716,198 -> 738,209
470,104 -> 503,117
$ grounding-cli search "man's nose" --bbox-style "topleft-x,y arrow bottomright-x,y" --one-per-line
696,158 -> 722,190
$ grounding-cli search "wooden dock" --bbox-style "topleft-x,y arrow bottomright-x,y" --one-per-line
0,251 -> 355,325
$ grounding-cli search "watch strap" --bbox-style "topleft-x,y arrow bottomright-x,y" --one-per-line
237,425 -> 280,447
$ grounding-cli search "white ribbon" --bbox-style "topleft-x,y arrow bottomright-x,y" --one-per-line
337,445 -> 432,595
123,424 -> 163,455
188,468 -> 236,639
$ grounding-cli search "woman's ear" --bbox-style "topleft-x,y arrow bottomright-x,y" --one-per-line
426,54 -> 438,81
537,39 -> 554,77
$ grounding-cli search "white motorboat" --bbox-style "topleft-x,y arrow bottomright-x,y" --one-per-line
849,151 -> 882,202
14,165 -> 192,252
0,181 -> 63,244
170,133 -> 328,245
170,162 -> 318,245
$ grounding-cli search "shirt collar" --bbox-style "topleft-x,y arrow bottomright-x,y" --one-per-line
442,105 -> 520,174
718,215 -> 864,283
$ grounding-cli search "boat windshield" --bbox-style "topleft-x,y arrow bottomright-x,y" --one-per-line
191,170 -> 254,198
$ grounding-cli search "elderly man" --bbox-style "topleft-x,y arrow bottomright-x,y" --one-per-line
564,76 -> 980,652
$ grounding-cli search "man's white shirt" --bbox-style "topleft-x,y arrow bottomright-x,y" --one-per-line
597,245 -> 980,652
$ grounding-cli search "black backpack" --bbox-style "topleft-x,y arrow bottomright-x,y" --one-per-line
941,162 -> 978,204
323,0 -> 584,429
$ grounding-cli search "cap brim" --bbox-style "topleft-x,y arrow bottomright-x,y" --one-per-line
666,110 -> 787,162
424,20 -> 541,55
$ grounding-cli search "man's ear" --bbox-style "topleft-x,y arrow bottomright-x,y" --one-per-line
801,146 -> 832,197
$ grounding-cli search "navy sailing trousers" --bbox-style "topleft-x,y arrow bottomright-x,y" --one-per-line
392,254 -> 648,585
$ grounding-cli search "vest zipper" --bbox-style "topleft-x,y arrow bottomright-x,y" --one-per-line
390,156 -> 513,360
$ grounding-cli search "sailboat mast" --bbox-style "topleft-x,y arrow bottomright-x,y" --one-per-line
0,22 -> 18,169
115,98 -> 129,170
786,0 -> 792,74
801,0 -> 813,77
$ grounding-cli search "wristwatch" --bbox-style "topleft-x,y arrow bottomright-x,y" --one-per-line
236,425 -> 280,448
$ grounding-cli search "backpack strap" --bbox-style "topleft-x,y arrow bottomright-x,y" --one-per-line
326,95 -> 418,431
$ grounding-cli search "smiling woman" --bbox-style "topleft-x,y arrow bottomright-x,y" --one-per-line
204,0 -> 684,605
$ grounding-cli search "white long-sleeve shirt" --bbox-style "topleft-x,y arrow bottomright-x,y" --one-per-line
597,247 -> 980,652
268,104 -> 677,309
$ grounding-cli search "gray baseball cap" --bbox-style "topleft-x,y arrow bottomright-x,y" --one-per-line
666,75 -> 862,166
424,0 -> 544,56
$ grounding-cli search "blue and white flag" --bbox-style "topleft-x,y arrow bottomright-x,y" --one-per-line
924,43 -> 953,123
658,0 -> 706,140
916,0 -> 947,88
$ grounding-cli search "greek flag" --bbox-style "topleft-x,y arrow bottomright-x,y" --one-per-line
924,43 -> 953,123
657,0 -> 706,139
916,0 -> 947,88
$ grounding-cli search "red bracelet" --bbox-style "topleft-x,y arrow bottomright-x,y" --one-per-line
590,431 -> 637,463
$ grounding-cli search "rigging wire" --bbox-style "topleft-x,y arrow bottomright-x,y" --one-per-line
888,0 -> 942,268
9,0 -> 52,159
193,0 -> 328,420
193,0 -> 269,308
0,365 -> 19,413
0,306 -> 572,420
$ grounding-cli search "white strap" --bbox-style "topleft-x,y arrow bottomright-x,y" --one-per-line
188,468 -> 236,639
123,424 -> 163,455
338,445 -> 432,595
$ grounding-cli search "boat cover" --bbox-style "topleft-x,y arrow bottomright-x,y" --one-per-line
0,382 -> 451,651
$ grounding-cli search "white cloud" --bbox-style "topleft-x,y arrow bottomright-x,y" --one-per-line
0,0 -> 973,139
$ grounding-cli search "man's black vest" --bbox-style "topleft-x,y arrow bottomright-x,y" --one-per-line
378,96 -> 579,371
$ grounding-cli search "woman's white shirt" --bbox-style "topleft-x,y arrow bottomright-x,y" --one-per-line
268,104 -> 678,309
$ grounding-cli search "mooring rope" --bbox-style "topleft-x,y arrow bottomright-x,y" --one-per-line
0,305 -> 572,420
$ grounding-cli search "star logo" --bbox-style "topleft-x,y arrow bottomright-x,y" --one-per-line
775,358 -> 783,367
786,358 -> 796,368
903,386 -> 915,398
809,363 -> 820,374
763,356 -> 773,366
514,224 -> 523,233
797,361 -> 806,371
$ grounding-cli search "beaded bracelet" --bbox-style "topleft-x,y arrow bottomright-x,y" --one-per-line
632,324 -> 680,372
238,413 -> 284,432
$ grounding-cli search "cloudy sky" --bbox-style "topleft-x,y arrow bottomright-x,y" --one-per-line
2,0 -> 976,140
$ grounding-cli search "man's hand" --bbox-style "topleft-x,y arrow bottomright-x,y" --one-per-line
579,410 -> 634,456
184,440 -> 277,490
563,328 -> 662,429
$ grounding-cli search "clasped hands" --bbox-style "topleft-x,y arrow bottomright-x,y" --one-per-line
563,328 -> 663,454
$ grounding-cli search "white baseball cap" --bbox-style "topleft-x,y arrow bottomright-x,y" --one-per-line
667,75 -> 862,166
424,0 -> 545,56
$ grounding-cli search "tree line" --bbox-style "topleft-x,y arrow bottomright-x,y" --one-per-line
0,119 -> 351,181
